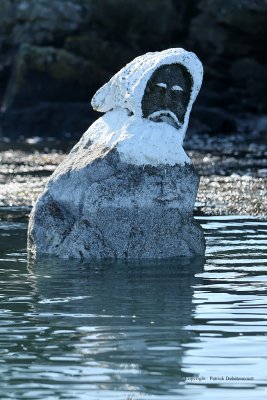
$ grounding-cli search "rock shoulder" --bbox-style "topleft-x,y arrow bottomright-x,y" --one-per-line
28,145 -> 205,259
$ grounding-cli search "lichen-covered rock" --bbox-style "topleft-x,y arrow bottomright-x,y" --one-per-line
28,48 -> 205,260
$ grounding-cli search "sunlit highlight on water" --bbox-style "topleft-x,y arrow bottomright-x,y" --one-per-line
0,213 -> 267,399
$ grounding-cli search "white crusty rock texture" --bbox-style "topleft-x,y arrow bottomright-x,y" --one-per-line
28,48 -> 206,259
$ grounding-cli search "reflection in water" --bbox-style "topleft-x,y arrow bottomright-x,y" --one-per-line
1,215 -> 267,399
27,257 -> 204,397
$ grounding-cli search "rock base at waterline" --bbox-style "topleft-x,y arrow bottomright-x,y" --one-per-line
28,149 -> 205,259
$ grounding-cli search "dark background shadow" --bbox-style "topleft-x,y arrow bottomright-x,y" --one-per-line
0,0 -> 266,142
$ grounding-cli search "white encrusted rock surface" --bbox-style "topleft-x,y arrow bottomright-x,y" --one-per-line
28,48 -> 205,259
92,47 -> 203,141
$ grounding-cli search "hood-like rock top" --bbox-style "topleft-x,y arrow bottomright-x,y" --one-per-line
91,48 -> 203,138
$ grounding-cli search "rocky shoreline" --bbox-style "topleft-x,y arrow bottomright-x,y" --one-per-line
1,133 -> 266,219
0,1 -> 266,221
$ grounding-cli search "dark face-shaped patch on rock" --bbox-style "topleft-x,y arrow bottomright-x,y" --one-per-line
142,64 -> 192,129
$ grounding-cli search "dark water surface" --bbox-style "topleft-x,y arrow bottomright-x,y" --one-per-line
0,210 -> 267,399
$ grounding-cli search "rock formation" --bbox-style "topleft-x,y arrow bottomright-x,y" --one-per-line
28,48 -> 206,259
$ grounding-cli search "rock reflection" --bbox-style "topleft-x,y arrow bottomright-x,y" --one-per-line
27,256 -> 204,395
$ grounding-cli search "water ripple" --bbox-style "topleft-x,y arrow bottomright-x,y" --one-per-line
0,216 -> 267,398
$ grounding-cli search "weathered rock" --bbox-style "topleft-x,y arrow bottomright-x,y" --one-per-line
198,0 -> 267,36
3,44 -> 108,110
90,0 -> 178,50
190,0 -> 267,58
0,0 -> 16,50
64,33 -> 139,73
1,0 -> 267,139
188,0 -> 267,115
0,0 -> 90,49
28,150 -> 204,259
28,48 -> 206,260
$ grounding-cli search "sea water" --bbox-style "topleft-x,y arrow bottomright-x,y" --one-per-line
0,209 -> 267,399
